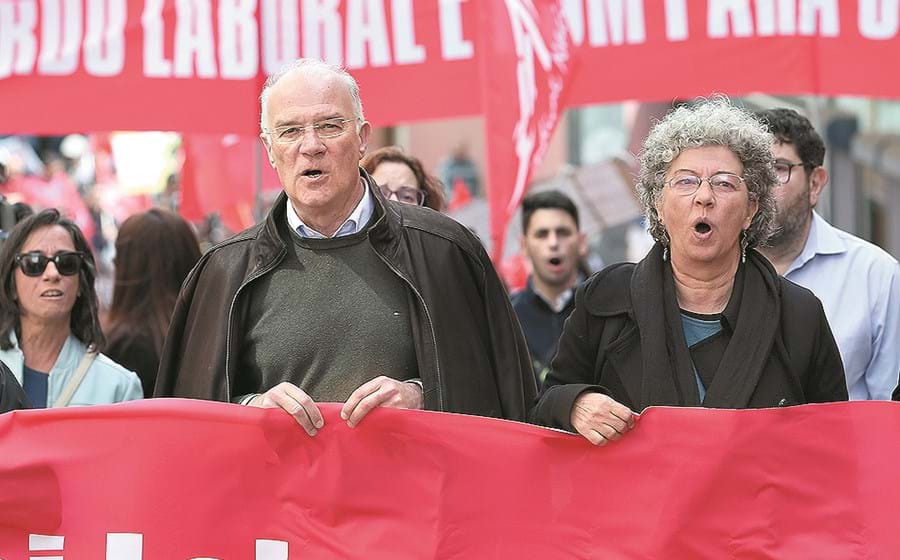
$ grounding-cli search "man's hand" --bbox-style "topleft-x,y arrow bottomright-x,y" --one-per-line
570,392 -> 637,446
249,382 -> 324,436
341,376 -> 424,428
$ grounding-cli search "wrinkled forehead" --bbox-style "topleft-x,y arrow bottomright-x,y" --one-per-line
666,145 -> 744,175
266,69 -> 356,124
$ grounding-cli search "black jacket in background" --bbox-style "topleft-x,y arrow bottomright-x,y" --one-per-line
106,331 -> 159,398
155,171 -> 537,422
0,360 -> 29,413
532,245 -> 848,432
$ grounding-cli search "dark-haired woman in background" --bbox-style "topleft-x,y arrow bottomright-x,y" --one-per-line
105,208 -> 201,396
0,209 -> 142,407
361,146 -> 446,211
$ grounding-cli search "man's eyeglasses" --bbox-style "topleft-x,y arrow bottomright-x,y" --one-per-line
774,161 -> 805,184
15,251 -> 84,277
379,185 -> 426,206
264,118 -> 359,144
665,173 -> 745,196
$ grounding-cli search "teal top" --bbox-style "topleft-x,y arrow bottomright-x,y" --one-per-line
680,312 -> 722,403
0,333 -> 143,407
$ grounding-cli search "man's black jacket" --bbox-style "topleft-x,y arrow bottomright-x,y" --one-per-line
155,171 -> 537,421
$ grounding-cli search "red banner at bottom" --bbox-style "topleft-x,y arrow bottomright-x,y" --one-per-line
0,400 -> 898,558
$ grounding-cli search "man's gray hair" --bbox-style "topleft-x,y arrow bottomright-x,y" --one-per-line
259,58 -> 365,132
637,97 -> 778,250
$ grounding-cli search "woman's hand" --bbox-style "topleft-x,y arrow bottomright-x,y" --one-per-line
570,392 -> 637,446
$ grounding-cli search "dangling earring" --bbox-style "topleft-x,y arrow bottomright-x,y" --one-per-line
740,230 -> 748,264
661,227 -> 670,262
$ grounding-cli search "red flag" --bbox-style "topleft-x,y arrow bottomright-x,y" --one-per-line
2,173 -> 95,242
447,177 -> 473,211
500,252 -> 530,293
479,0 -> 572,260
180,135 -> 281,232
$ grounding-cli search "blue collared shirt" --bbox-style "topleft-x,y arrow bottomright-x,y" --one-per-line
286,180 -> 374,238
784,211 -> 900,400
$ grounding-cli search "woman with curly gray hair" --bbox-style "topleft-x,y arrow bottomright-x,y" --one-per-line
531,98 -> 847,445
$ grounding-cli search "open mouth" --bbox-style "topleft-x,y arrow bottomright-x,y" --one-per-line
694,222 -> 711,234
548,257 -> 562,266
41,290 -> 63,297
302,169 -> 323,179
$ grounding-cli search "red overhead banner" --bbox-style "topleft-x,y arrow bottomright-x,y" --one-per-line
2,1 -> 900,135
1,400 -> 899,558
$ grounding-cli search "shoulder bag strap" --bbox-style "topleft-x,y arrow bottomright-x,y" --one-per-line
53,349 -> 97,408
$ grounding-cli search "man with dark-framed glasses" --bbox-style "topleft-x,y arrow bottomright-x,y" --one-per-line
757,108 -> 900,401
155,58 -> 536,431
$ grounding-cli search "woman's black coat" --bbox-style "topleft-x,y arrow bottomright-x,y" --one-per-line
531,245 -> 848,432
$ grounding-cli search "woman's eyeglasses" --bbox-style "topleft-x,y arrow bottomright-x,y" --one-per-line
15,251 -> 84,277
378,185 -> 426,206
664,173 -> 745,196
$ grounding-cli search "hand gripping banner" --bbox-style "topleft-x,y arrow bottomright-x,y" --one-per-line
1,400 -> 899,559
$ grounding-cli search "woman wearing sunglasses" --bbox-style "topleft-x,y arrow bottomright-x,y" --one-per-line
361,146 -> 446,211
0,209 -> 142,408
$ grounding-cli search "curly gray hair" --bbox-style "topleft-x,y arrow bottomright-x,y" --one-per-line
637,97 -> 777,250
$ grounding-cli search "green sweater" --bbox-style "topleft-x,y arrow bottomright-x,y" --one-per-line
237,222 -> 417,402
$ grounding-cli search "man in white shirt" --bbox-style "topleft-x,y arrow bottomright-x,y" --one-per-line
757,108 -> 900,400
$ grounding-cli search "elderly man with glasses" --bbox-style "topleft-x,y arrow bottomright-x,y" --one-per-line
155,59 -> 536,431
757,108 -> 900,401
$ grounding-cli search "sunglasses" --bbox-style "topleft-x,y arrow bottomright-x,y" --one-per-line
15,251 -> 85,277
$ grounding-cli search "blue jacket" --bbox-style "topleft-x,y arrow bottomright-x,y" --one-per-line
0,334 -> 143,407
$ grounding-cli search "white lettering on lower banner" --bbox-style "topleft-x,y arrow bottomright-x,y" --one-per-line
107,533 -> 142,559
